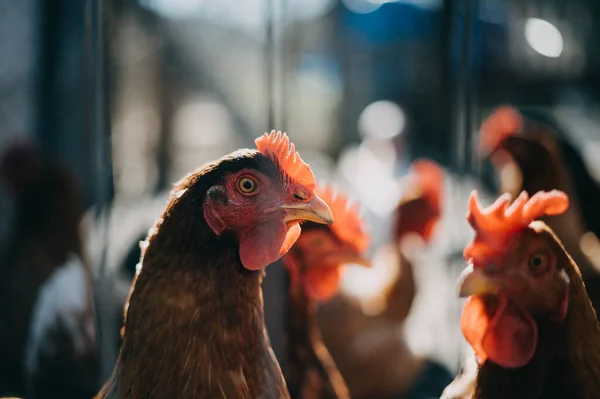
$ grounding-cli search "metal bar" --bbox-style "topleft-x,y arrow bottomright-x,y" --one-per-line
280,0 -> 288,131
462,0 -> 473,173
452,0 -> 475,174
266,0 -> 275,130
87,0 -> 118,382
155,43 -> 175,193
441,0 -> 455,167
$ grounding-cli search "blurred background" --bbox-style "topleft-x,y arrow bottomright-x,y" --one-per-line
2,0 -> 600,397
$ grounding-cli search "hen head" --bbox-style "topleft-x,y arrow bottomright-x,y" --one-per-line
283,185 -> 370,302
394,158 -> 444,243
458,190 -> 571,369
479,106 -> 564,192
202,131 -> 333,271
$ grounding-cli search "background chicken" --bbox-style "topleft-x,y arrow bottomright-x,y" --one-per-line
283,185 -> 370,399
455,190 -> 600,398
316,159 -> 453,398
0,141 -> 99,398
384,159 -> 444,324
479,105 -> 600,313
97,131 -> 333,399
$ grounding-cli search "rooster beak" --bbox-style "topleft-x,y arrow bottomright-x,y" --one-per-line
458,264 -> 502,298
279,194 -> 334,225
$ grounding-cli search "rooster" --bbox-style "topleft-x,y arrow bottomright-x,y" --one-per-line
0,141 -> 99,398
96,131 -> 333,399
283,185 -> 370,399
454,190 -> 600,398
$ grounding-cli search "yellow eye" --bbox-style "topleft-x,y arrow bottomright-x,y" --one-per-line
237,176 -> 257,194
528,252 -> 549,274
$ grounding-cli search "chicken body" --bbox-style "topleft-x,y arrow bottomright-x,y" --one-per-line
97,133 -> 333,399
318,159 -> 453,398
456,190 -> 600,398
285,257 -> 349,399
283,186 -> 370,399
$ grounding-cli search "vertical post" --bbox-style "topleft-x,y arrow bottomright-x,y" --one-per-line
441,0 -> 455,167
266,0 -> 275,130
86,0 -> 117,382
280,0 -> 288,130
461,0 -> 475,174
155,43 -> 175,193
452,0 -> 475,174
266,0 -> 285,131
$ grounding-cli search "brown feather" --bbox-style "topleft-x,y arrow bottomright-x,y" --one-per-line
285,265 -> 349,399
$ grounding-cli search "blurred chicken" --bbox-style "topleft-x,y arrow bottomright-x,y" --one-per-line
0,141 -> 99,398
283,185 -> 370,399
97,131 -> 333,398
385,159 -> 443,323
449,190 -> 600,398
479,105 -> 600,312
479,106 -> 600,277
317,159 -> 453,398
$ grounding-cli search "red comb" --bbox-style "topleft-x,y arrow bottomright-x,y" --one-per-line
410,158 -> 444,211
480,106 -> 524,154
255,130 -> 316,190
464,190 -> 569,262
317,185 -> 370,253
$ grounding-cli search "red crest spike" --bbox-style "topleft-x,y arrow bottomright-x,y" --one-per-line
255,130 -> 316,190
316,185 -> 370,253
464,190 -> 569,263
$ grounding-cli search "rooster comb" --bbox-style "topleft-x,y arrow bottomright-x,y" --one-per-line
480,105 -> 524,154
463,190 -> 569,262
317,185 -> 370,253
255,130 -> 316,190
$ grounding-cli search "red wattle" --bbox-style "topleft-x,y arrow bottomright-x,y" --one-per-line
239,221 -> 302,270
461,293 -> 538,368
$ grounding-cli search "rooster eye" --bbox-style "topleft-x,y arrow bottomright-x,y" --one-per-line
237,176 -> 257,194
528,252 -> 549,274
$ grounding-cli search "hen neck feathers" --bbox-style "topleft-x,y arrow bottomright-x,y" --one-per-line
104,220 -> 288,398
285,268 -> 349,399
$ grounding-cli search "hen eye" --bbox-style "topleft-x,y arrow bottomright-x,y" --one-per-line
237,176 -> 257,194
528,252 -> 549,274
294,192 -> 308,201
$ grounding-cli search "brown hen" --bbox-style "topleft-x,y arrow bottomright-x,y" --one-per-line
455,190 -> 600,398
96,131 -> 333,399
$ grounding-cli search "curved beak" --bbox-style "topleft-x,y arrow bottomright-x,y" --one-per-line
279,194 -> 334,225
457,264 -> 502,298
